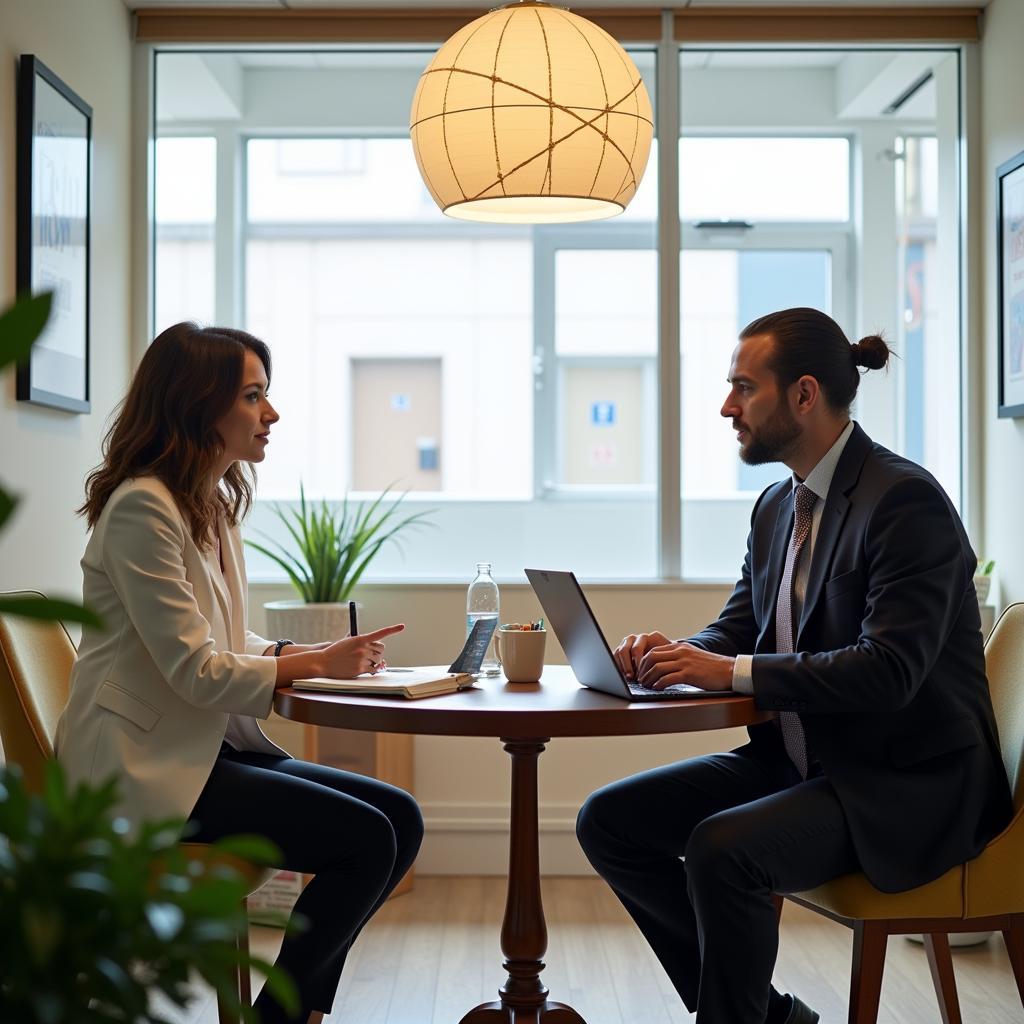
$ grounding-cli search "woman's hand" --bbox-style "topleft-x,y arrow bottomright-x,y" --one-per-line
320,624 -> 406,678
274,624 -> 405,688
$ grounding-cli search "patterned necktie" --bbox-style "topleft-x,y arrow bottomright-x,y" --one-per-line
774,483 -> 817,779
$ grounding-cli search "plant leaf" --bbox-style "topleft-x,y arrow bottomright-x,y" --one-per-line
251,482 -> 433,604
0,292 -> 53,371
0,595 -> 103,628
0,486 -> 17,531
212,833 -> 281,865
244,540 -> 312,602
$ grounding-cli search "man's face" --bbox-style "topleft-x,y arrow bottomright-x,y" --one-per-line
720,333 -> 802,465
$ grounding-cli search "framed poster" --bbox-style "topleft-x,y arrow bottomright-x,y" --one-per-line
998,149 -> 1024,419
16,55 -> 91,413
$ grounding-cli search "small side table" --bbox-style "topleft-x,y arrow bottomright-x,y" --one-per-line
275,666 -> 769,1024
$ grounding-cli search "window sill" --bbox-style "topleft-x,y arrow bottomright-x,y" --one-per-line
248,577 -> 735,592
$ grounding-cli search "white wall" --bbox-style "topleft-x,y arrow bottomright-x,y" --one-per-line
0,0 -> 134,757
982,0 -> 1024,606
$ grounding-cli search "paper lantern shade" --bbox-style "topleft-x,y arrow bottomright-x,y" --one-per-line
410,1 -> 653,223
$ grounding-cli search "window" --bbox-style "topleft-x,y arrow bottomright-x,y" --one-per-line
152,46 -> 964,582
679,137 -> 850,222
548,245 -> 657,492
154,136 -> 216,333
895,134 -> 960,505
244,137 -> 535,505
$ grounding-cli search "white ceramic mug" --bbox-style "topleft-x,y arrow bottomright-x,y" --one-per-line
494,629 -> 546,683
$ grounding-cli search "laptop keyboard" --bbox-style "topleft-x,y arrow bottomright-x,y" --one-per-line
627,681 -> 703,696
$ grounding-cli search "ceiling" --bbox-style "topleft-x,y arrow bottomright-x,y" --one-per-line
125,0 -> 991,9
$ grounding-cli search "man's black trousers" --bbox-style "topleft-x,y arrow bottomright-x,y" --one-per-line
576,742 -> 859,1024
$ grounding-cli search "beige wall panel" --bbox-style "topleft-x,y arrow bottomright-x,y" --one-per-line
562,366 -> 645,487
352,358 -> 442,492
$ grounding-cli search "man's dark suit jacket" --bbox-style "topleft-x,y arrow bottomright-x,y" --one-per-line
688,423 -> 1013,893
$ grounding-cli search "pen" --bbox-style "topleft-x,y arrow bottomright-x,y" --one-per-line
349,600 -> 358,637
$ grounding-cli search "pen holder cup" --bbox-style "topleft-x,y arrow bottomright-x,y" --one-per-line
495,629 -> 546,683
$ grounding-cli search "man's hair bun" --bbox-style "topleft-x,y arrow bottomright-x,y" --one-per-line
851,334 -> 890,371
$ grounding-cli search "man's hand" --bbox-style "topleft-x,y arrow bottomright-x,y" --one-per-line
614,631 -> 672,681
636,642 -> 736,691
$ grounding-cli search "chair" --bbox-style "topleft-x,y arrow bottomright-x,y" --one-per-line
0,591 -> 270,1024
784,602 -> 1024,1024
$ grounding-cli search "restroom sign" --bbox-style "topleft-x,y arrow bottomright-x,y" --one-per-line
591,400 -> 616,427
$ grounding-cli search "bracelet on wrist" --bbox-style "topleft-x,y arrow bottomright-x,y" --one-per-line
273,638 -> 295,657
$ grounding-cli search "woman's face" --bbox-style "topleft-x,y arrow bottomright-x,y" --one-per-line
214,349 -> 279,467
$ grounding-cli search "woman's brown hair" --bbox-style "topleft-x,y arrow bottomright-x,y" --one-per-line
79,322 -> 272,547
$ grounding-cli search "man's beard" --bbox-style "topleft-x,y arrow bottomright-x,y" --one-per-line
738,401 -> 801,465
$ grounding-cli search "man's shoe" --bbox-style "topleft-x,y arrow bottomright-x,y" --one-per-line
779,993 -> 821,1024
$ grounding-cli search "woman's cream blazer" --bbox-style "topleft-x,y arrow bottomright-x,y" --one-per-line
55,476 -> 286,829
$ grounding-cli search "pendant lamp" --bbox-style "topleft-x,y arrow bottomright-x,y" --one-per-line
410,0 -> 653,224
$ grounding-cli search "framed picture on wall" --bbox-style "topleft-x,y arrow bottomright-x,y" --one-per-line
15,54 -> 92,413
998,149 -> 1024,419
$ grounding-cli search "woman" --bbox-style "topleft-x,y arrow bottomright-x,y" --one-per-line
55,322 -> 423,1024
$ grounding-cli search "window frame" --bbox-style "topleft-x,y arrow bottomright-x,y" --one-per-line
144,43 -> 970,582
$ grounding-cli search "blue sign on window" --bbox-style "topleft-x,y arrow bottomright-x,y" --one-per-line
417,437 -> 439,471
591,401 -> 616,427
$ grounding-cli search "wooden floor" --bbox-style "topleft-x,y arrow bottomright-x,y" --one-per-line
167,876 -> 1020,1024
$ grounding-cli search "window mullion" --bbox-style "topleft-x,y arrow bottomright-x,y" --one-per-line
214,125 -> 239,326
657,16 -> 681,579
533,233 -> 557,498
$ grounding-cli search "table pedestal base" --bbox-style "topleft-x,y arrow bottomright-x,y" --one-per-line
458,999 -> 585,1024
459,739 -> 588,1024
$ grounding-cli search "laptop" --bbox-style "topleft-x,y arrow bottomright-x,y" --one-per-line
525,568 -> 732,702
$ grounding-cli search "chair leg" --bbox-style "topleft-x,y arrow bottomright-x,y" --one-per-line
923,933 -> 962,1024
218,990 -> 239,1024
217,898 -> 253,1024
1003,913 -> 1024,1007
849,920 -> 888,1024
238,899 -> 253,1006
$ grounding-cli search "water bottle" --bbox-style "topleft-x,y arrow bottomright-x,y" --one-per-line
467,562 -> 500,676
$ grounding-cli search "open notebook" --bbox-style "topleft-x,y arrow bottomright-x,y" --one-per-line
292,617 -> 497,699
292,667 -> 473,699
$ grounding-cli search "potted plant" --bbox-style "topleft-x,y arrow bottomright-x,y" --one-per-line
247,484 -> 430,643
0,762 -> 298,1022
974,558 -> 996,607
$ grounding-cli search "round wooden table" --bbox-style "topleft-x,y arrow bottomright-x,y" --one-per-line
275,665 -> 770,1024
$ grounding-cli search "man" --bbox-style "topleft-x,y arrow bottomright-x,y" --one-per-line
576,308 -> 1012,1024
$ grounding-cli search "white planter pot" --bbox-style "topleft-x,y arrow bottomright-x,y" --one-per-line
906,931 -> 992,947
974,574 -> 992,606
264,600 -> 352,645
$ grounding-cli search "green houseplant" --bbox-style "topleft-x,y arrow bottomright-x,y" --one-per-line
0,762 -> 298,1023
974,558 -> 996,607
247,484 -> 430,643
